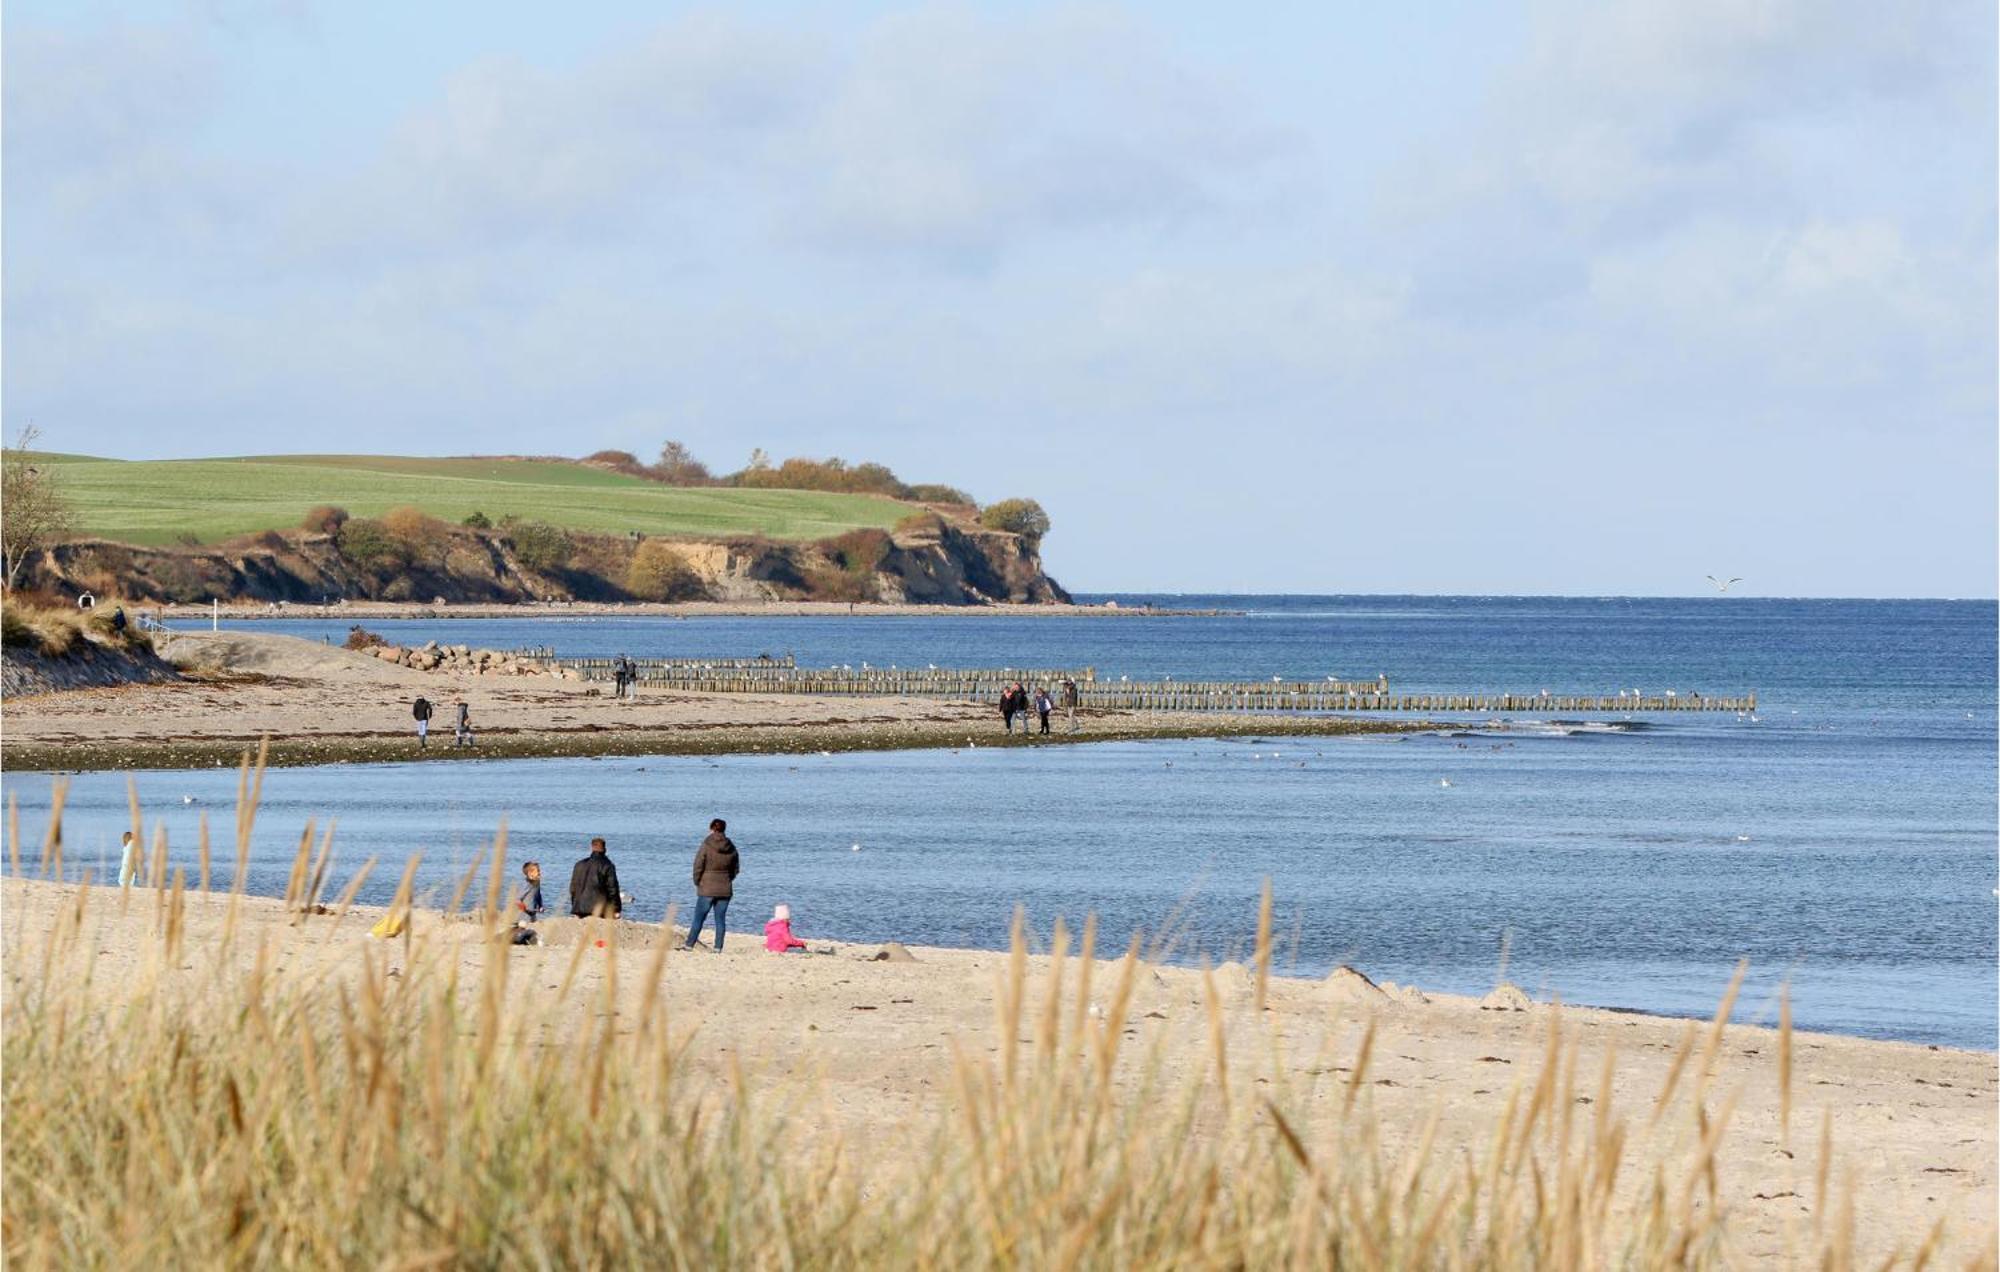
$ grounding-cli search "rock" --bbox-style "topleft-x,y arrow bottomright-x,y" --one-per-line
871,942 -> 919,963
1318,964 -> 1388,1005
374,647 -> 401,662
1480,984 -> 1534,1012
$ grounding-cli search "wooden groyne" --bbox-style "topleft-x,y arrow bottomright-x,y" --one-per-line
1072,685 -> 1752,713
542,659 -> 1751,712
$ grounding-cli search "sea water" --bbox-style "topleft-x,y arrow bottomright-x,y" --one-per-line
7,597 -> 1993,1048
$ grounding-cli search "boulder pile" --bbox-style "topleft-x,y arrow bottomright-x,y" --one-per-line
370,640 -> 579,679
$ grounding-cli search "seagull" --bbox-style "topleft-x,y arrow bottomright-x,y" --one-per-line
851,843 -> 862,852
1439,778 -> 1452,788
1707,576 -> 1743,593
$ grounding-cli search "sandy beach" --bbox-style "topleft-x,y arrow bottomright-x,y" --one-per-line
2,875 -> 1991,1265
1,631 -> 1430,771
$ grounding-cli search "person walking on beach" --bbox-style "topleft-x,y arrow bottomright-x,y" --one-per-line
118,830 -> 142,887
1061,677 -> 1080,733
1034,685 -> 1054,735
611,657 -> 628,701
568,838 -> 623,919
682,819 -> 740,951
412,696 -> 433,748
454,699 -> 473,748
624,656 -> 640,700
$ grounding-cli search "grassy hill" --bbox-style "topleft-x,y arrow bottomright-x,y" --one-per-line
40,454 -> 914,547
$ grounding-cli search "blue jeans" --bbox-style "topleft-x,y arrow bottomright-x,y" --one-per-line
685,895 -> 730,949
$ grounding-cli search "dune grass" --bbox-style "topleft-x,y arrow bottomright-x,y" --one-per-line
39,453 -> 911,547
1,761 -> 1977,1269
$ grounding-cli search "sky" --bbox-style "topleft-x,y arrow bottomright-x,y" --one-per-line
4,1 -> 1995,597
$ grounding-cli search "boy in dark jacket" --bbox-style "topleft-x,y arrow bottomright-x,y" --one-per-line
568,838 -> 622,918
682,819 -> 740,951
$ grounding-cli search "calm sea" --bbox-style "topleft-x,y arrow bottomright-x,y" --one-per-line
7,596 -> 1994,1048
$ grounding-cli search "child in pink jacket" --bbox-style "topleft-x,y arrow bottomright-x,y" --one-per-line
764,903 -> 808,953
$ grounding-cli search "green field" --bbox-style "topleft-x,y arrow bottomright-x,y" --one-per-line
39,454 -> 912,546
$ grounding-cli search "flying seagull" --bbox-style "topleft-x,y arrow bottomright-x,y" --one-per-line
1706,575 -> 1743,593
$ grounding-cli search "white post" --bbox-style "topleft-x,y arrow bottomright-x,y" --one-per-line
212,598 -> 218,631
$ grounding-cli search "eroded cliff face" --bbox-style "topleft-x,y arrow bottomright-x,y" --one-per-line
31,521 -> 1067,607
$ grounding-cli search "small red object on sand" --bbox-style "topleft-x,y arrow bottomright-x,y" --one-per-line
595,939 -> 606,948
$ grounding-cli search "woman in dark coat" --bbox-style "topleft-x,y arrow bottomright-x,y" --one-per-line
682,818 -> 740,951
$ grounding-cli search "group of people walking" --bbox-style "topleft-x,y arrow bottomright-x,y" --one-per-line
512,818 -> 807,954
999,678 -> 1079,735
411,696 -> 474,748
611,655 -> 641,701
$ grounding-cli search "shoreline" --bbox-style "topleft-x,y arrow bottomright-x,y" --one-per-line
157,599 -> 1245,621
1,711 -> 1436,773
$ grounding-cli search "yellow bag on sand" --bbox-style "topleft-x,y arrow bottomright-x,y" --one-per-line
370,911 -> 407,939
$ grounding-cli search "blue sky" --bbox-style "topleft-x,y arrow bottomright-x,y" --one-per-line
5,1 -> 1994,596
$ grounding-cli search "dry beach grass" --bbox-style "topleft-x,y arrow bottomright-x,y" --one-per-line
2,767 -> 1993,1268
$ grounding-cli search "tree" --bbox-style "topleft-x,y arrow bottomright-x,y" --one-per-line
656,441 -> 712,486
2,425 -> 75,591
625,541 -> 703,601
979,498 -> 1051,542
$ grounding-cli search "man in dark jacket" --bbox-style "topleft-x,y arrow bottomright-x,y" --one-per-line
569,838 -> 623,918
681,818 -> 740,951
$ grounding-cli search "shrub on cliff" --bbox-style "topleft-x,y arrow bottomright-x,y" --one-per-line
301,505 -> 349,535
625,541 -> 703,601
336,519 -> 406,568
906,484 -> 974,506
462,510 -> 492,530
825,528 -> 893,572
979,498 -> 1051,542
382,505 -> 451,564
508,521 -> 572,573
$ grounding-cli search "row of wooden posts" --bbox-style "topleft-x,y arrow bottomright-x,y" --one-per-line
537,657 -> 1752,713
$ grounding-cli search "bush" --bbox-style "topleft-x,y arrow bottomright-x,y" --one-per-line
336,519 -> 406,568
462,511 -> 493,530
343,625 -> 388,651
0,604 -> 32,648
906,484 -> 974,506
301,505 -> 349,534
824,528 -> 893,573
625,542 -> 703,602
979,498 -> 1051,542
509,521 -> 572,573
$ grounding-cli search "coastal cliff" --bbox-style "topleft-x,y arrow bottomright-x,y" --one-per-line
25,519 -> 1068,607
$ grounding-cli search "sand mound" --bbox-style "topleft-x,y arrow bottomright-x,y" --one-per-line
159,631 -> 428,682
1480,983 -> 1534,1012
1318,964 -> 1388,1005
528,916 -> 671,951
870,942 -> 919,963
1380,980 -> 1431,1006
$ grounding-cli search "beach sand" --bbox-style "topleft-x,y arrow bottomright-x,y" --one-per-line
4,876 -> 1991,1265
2,631 -> 1428,770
